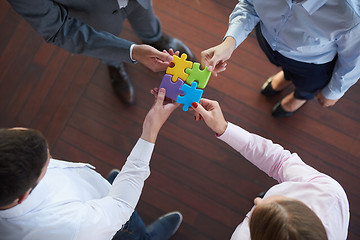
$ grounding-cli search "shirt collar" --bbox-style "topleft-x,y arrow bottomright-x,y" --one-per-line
117,0 -> 128,9
0,159 -> 95,219
0,178 -> 48,219
116,0 -> 151,9
301,0 -> 328,15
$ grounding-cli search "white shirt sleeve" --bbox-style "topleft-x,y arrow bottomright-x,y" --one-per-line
75,138 -> 154,240
129,43 -> 137,63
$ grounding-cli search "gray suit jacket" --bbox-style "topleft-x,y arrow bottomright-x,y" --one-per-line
8,0 -> 151,63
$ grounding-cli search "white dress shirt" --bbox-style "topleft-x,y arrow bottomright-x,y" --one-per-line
117,0 -> 129,9
0,138 -> 154,240
217,123 -> 350,240
225,0 -> 360,100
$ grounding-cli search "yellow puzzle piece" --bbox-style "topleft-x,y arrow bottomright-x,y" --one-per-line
166,53 -> 193,82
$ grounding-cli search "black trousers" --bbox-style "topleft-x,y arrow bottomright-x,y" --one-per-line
255,24 -> 337,100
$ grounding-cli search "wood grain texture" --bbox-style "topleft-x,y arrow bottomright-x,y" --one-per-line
0,0 -> 359,239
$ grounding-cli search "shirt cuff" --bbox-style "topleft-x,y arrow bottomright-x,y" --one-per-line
225,23 -> 251,49
129,44 -> 138,64
216,122 -> 251,148
321,85 -> 344,100
129,138 -> 155,164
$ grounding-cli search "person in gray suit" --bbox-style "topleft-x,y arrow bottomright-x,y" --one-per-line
7,0 -> 194,104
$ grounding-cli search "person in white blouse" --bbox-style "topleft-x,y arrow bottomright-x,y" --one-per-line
201,0 -> 360,117
191,99 -> 349,239
0,88 -> 182,240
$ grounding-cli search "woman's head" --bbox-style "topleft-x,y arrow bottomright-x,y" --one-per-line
249,195 -> 327,240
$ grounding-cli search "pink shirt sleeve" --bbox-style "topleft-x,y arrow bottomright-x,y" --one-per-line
219,122 -> 350,240
218,122 -> 328,183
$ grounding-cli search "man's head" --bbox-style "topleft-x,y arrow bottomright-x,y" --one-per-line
0,128 -> 49,208
249,195 -> 328,240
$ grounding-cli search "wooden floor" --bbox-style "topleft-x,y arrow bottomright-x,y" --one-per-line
1,0 -> 359,239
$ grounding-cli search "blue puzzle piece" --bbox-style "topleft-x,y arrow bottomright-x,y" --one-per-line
159,74 -> 185,101
177,82 -> 203,111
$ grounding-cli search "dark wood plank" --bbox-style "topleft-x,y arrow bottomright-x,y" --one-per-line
0,18 -> 31,83
332,97 -> 360,122
1,61 -> 44,125
137,190 -> 209,240
0,1 -> 359,239
0,29 -> 43,120
344,81 -> 360,103
44,57 -> 99,146
52,139 -> 114,177
33,42 -> 57,66
29,53 -> 84,132
0,5 -> 21,55
0,1 -> 9,25
15,48 -> 69,126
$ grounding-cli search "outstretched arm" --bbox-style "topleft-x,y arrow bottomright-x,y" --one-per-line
192,98 -> 326,184
8,0 -> 175,71
77,88 -> 179,239
8,0 -> 137,63
141,88 -> 180,143
200,0 -> 259,76
132,46 -> 177,72
200,37 -> 236,76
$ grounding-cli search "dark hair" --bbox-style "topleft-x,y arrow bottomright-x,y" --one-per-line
249,200 -> 328,240
0,128 -> 48,206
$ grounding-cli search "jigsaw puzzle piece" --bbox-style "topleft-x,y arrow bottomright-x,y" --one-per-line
166,53 -> 193,82
177,82 -> 203,111
184,62 -> 211,89
159,74 -> 185,101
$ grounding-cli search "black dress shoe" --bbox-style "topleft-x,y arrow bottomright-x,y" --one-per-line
146,33 -> 195,61
257,191 -> 267,199
146,211 -> 182,240
272,100 -> 306,117
261,76 -> 282,97
108,64 -> 135,104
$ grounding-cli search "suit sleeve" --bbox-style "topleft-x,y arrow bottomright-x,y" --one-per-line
8,0 -> 134,63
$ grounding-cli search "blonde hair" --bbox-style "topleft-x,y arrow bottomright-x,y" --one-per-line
249,200 -> 327,240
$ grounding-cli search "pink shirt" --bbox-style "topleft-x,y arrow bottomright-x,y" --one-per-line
218,123 -> 349,240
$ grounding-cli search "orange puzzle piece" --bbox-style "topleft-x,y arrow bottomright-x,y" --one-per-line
166,53 -> 193,82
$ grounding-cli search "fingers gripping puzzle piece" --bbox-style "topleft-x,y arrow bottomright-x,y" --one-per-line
177,82 -> 203,111
184,62 -> 211,89
166,53 -> 193,82
159,74 -> 185,101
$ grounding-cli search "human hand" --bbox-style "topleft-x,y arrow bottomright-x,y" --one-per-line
315,91 -> 339,107
162,48 -> 180,68
191,98 -> 228,136
141,88 -> 180,143
163,48 -> 180,58
132,44 -> 174,72
200,37 -> 236,77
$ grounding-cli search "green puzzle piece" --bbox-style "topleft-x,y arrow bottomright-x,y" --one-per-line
184,62 -> 211,89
